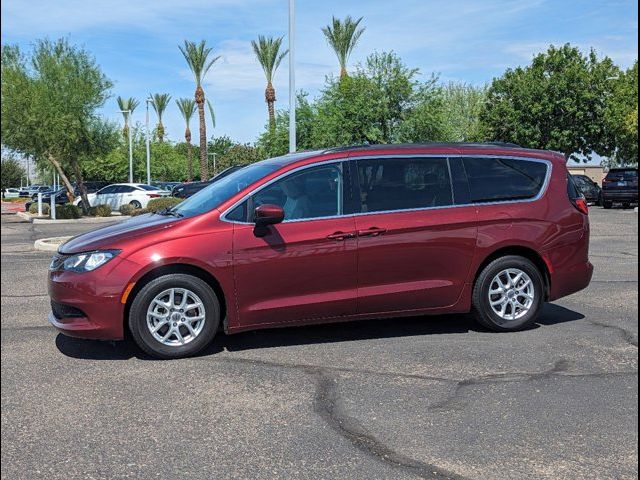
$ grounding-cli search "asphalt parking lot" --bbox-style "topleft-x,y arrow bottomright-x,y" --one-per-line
1,208 -> 637,480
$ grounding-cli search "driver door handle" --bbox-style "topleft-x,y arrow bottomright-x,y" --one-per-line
357,227 -> 387,237
327,231 -> 357,241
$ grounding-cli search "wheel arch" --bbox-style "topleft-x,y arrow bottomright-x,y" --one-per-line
472,246 -> 551,300
123,263 -> 228,338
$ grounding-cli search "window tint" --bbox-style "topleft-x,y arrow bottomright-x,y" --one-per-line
463,158 -> 548,203
567,174 -> 583,201
226,201 -> 248,222
136,184 -> 159,191
357,157 -> 452,213
97,185 -> 117,194
253,164 -> 343,221
606,169 -> 638,181
119,186 -> 136,193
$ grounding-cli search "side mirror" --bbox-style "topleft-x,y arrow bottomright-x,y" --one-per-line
253,204 -> 284,237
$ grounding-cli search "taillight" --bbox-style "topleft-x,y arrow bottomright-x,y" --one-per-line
573,197 -> 589,215
147,193 -> 161,198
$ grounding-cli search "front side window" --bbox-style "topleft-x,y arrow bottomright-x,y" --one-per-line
252,164 -> 344,221
463,157 -> 548,203
97,185 -> 117,195
357,157 -> 453,213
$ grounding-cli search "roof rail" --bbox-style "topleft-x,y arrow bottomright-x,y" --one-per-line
321,142 -> 522,154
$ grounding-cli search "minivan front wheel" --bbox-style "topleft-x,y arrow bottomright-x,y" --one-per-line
129,274 -> 220,359
472,256 -> 544,332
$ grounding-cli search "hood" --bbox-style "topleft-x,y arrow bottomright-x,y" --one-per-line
60,213 -> 180,254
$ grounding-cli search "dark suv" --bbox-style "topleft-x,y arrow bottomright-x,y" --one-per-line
602,168 -> 638,209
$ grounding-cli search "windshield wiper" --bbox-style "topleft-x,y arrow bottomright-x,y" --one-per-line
156,208 -> 183,218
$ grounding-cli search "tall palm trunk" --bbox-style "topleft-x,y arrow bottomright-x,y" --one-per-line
185,126 -> 193,181
196,85 -> 208,180
266,82 -> 276,131
340,66 -> 348,79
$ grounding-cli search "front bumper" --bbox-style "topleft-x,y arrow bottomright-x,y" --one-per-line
48,270 -> 126,340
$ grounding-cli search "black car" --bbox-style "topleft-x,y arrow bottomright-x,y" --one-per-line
25,188 -> 69,211
571,174 -> 603,205
173,165 -> 245,199
602,168 -> 638,209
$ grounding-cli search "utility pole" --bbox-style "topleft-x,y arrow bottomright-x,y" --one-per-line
288,0 -> 296,153
146,97 -> 152,185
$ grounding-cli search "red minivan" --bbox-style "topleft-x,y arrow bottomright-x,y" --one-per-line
48,143 -> 593,359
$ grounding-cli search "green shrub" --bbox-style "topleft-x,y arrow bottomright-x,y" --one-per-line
55,204 -> 81,219
119,204 -> 136,216
88,204 -> 112,217
28,202 -> 50,215
146,197 -> 183,213
130,208 -> 150,216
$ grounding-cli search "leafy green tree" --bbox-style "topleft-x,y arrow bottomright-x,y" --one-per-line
1,155 -> 26,190
440,82 -> 487,142
480,44 -> 619,161
322,16 -> 365,78
251,36 -> 288,131
179,40 -> 221,180
116,96 -> 140,139
150,93 -> 171,142
1,39 -> 114,210
176,98 -> 197,180
257,93 -> 317,157
605,61 -> 638,165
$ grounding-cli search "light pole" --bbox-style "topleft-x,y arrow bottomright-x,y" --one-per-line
119,109 -> 134,182
208,152 -> 217,177
145,97 -> 153,185
288,0 -> 296,153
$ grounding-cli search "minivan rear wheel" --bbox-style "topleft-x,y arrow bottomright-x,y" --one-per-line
128,274 -> 220,359
472,256 -> 544,332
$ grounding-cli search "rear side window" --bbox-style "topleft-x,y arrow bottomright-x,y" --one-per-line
357,157 -> 453,213
567,174 -> 582,201
463,157 -> 548,203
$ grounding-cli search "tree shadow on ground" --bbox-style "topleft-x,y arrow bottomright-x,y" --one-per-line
55,302 -> 584,361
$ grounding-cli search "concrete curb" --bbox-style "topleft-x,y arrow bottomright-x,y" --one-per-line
34,236 -> 73,252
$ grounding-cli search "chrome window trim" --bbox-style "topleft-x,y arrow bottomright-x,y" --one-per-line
219,154 -> 553,224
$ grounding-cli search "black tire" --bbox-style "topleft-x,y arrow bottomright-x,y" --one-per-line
128,274 -> 220,359
77,201 -> 85,210
472,255 -> 545,332
603,199 -> 613,209
596,193 -> 603,207
130,200 -> 142,209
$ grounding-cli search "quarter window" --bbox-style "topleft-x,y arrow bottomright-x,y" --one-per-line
252,164 -> 344,221
463,157 -> 548,203
356,157 -> 453,213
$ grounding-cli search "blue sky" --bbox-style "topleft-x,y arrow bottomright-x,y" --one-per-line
2,0 -> 638,148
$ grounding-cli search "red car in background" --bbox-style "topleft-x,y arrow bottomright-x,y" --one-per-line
48,143 -> 593,359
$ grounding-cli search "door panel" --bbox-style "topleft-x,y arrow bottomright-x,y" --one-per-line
355,207 -> 477,313
353,156 -> 477,314
233,217 -> 358,327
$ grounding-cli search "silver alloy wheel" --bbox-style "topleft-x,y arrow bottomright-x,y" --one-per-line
488,268 -> 535,321
146,288 -> 206,346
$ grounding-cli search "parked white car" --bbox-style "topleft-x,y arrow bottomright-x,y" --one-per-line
73,183 -> 170,210
3,188 -> 21,198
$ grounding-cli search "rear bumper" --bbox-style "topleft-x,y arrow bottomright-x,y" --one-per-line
602,190 -> 638,202
548,261 -> 594,301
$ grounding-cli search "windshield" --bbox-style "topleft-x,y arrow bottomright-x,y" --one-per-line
170,163 -> 279,218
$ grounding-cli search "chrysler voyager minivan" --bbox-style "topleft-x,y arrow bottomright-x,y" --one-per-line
48,143 -> 593,359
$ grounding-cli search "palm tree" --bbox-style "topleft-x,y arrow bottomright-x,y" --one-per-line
179,40 -> 221,180
176,98 -> 197,181
251,36 -> 288,131
116,96 -> 140,139
321,16 -> 365,79
150,93 -> 171,142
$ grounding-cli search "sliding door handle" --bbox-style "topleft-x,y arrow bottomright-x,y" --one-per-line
357,227 -> 387,237
327,231 -> 357,241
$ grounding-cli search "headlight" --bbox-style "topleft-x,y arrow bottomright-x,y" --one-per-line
50,250 -> 120,273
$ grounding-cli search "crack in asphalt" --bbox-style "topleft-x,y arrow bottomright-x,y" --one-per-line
213,355 -> 636,480
1,294 -> 48,298
587,321 -> 639,347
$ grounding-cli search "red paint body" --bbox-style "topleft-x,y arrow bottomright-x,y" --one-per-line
49,145 -> 593,340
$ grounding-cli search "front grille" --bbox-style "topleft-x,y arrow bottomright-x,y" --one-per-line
51,301 -> 86,319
